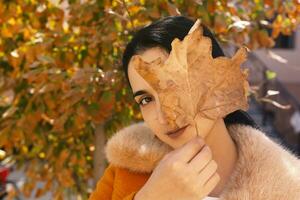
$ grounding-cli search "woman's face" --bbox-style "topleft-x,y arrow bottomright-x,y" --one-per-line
128,47 -> 215,148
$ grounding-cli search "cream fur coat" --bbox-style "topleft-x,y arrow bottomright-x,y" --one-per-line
104,122 -> 300,199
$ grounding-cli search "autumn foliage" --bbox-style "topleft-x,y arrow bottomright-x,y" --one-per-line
0,0 -> 299,198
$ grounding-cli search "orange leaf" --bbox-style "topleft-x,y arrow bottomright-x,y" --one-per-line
132,21 -> 249,130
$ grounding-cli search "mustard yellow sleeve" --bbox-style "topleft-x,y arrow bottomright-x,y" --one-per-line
122,192 -> 137,200
88,164 -> 138,200
89,164 -> 115,200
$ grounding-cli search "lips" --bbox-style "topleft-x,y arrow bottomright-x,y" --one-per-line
166,125 -> 189,137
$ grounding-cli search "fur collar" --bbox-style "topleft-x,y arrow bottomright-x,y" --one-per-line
105,122 -> 300,199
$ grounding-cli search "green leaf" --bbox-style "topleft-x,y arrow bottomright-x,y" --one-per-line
37,55 -> 55,64
101,91 -> 112,102
266,70 -> 277,80
87,102 -> 99,112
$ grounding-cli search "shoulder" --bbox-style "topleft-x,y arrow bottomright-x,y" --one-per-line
228,124 -> 300,177
228,124 -> 300,165
223,124 -> 300,199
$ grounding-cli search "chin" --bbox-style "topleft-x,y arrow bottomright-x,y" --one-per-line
171,136 -> 196,149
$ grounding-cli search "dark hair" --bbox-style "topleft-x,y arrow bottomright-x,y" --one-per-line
122,16 -> 259,129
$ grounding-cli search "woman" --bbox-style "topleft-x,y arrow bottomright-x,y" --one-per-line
89,16 -> 300,200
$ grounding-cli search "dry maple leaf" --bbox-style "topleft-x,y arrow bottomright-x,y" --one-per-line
131,22 -> 249,130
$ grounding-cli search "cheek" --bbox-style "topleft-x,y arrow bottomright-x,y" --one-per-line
140,104 -> 157,128
140,104 -> 165,137
141,106 -> 196,149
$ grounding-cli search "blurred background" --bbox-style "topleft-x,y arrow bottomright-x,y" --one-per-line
0,0 -> 299,199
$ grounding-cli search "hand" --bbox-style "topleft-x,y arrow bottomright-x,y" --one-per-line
134,136 -> 220,200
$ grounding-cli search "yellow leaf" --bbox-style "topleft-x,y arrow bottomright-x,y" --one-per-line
1,26 -> 13,38
7,18 -> 16,25
128,5 -> 143,14
38,152 -> 46,159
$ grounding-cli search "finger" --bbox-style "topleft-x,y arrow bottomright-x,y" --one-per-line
202,172 -> 220,196
188,145 -> 212,171
197,160 -> 218,185
173,136 -> 206,163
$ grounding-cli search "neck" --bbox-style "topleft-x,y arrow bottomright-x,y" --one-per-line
205,119 -> 238,197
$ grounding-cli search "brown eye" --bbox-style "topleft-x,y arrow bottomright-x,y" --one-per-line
139,96 -> 152,106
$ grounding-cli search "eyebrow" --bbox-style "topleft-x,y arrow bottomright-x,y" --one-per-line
133,90 -> 147,98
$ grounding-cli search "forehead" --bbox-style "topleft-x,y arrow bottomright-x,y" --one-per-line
128,47 -> 169,94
